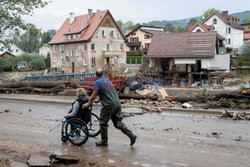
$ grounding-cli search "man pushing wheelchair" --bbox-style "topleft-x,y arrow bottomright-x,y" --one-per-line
83,69 -> 137,147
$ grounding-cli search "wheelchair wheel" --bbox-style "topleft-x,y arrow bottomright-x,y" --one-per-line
61,136 -> 68,143
65,118 -> 89,146
88,113 -> 101,137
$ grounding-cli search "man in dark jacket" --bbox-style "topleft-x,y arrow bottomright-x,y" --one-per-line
83,69 -> 137,146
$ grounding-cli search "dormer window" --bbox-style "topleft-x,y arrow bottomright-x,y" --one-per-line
71,35 -> 73,40
213,18 -> 217,24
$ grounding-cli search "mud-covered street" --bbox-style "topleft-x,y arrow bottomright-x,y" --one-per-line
0,100 -> 250,167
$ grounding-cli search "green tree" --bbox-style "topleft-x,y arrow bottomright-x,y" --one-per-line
187,18 -> 199,26
176,25 -> 186,33
123,21 -> 135,31
116,20 -> 123,31
0,0 -> 48,46
165,23 -> 175,32
41,29 -> 56,44
237,42 -> 250,64
12,25 -> 42,53
201,8 -> 220,22
45,53 -> 51,68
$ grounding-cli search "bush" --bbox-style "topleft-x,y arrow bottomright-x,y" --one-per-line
0,57 -> 11,72
18,67 -> 32,72
30,55 -> 46,70
17,53 -> 46,71
126,56 -> 143,64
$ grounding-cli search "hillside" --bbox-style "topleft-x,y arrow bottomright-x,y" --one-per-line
147,10 -> 250,28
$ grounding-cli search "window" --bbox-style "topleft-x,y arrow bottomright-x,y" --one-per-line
102,30 -> 106,37
228,27 -> 231,34
95,31 -> 98,37
91,57 -> 96,67
228,38 -> 231,45
120,44 -> 124,50
16,49 -> 18,52
196,29 -> 201,32
65,36 -> 68,40
71,50 -> 74,57
84,43 -> 87,51
71,35 -> 73,40
61,59 -> 65,64
110,30 -> 114,37
107,44 -> 110,51
53,45 -> 56,53
132,33 -> 136,36
76,50 -> 78,56
213,18 -> 217,24
91,43 -> 95,51
132,46 -> 138,51
76,34 -> 78,39
131,37 -> 138,42
60,45 -> 64,52
117,33 -> 120,37
66,50 -> 69,57
83,58 -> 87,66
145,34 -> 151,39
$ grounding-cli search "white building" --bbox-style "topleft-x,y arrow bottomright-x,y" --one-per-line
39,44 -> 52,57
202,11 -> 244,51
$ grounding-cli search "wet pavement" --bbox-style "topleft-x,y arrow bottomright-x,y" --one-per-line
0,100 -> 250,167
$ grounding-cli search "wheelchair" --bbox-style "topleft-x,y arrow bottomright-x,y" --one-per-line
61,112 -> 101,146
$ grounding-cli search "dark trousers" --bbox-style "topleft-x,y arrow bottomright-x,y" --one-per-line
99,104 -> 135,142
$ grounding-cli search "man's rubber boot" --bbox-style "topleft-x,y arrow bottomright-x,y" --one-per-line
121,127 -> 137,146
95,126 -> 108,146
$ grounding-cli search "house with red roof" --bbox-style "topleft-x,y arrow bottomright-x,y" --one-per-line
202,11 -> 244,52
49,9 -> 126,73
241,22 -> 250,41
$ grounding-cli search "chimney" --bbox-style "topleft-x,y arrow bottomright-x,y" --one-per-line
69,12 -> 75,24
88,9 -> 93,21
222,11 -> 228,16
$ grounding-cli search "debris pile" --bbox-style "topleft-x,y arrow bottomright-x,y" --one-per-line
222,110 -> 250,120
0,81 -> 84,95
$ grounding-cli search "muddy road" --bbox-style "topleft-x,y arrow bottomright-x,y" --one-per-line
0,100 -> 250,167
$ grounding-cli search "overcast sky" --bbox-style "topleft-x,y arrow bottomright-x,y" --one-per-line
24,0 -> 250,31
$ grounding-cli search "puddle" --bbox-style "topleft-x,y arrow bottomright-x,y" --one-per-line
108,158 -> 116,163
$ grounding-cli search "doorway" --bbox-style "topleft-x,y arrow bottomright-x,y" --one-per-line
72,62 -> 75,73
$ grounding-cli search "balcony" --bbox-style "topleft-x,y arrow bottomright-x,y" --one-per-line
126,41 -> 141,47
126,51 -> 141,56
103,51 -> 124,58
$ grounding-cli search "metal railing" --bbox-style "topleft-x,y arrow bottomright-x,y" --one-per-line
26,73 -> 96,82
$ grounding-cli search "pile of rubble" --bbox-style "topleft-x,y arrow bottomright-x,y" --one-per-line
222,110 -> 250,120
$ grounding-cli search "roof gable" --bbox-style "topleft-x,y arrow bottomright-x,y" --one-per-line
49,10 -> 125,44
125,25 -> 164,37
202,12 -> 244,30
147,32 -> 217,58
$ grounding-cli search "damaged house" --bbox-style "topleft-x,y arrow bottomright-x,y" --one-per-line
146,31 -> 230,85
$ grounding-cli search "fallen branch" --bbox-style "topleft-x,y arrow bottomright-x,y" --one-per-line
119,94 -> 158,101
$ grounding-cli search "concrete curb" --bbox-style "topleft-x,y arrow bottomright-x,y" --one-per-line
1,96 -> 247,116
